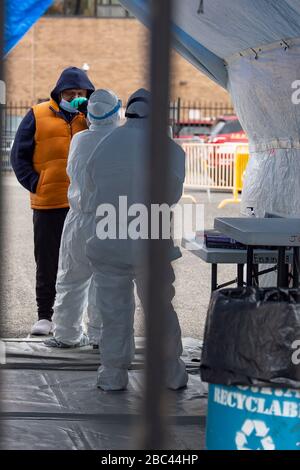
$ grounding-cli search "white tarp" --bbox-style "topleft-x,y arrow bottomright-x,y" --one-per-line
121,0 -> 300,217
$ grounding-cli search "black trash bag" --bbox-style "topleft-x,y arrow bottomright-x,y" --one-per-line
200,288 -> 300,388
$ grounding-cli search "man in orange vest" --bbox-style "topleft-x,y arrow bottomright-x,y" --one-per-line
11,67 -> 95,336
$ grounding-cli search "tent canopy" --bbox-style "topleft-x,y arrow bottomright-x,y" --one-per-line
120,0 -> 300,88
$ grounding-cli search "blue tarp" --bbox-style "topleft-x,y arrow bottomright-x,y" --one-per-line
5,0 -> 53,56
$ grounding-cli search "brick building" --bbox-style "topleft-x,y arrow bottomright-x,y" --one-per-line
5,0 -> 230,106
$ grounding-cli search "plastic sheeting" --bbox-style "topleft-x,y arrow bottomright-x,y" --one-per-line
121,0 -> 300,218
120,0 -> 300,87
4,0 -> 53,56
228,39 -> 300,218
0,337 -> 206,450
120,0 -> 228,87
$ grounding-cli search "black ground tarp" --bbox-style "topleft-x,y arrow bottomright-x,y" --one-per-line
1,337 -> 206,450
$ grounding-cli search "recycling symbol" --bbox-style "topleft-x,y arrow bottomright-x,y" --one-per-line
235,419 -> 276,450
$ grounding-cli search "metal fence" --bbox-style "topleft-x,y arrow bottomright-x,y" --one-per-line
1,102 -> 32,170
170,98 -> 234,137
177,141 -> 250,206
179,141 -> 236,190
1,100 -> 234,171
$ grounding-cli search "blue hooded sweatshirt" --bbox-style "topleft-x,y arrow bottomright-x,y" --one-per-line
10,67 -> 95,194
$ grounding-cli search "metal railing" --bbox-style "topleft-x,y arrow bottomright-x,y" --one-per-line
177,141 -> 250,206
179,141 -> 238,190
170,98 -> 234,133
1,102 -> 32,170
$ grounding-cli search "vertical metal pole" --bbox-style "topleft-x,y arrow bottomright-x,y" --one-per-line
277,247 -> 288,288
142,0 -> 173,450
237,264 -> 244,287
211,264 -> 217,292
253,264 -> 259,287
246,246 -> 253,286
293,247 -> 299,288
177,97 -> 181,126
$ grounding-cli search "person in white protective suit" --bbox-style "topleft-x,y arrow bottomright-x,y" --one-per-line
45,89 -> 121,348
85,88 -> 189,391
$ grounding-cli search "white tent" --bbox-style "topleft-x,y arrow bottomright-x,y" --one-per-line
121,0 -> 300,217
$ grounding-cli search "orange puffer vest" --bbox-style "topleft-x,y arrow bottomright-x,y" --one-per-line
30,99 -> 87,210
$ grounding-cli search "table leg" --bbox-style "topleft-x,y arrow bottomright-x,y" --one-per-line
211,264 -> 218,292
293,247 -> 299,288
246,246 -> 253,286
277,247 -> 288,288
253,264 -> 259,286
237,264 -> 244,287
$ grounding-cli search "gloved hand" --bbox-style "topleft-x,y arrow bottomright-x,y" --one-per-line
70,97 -> 88,109
70,97 -> 88,116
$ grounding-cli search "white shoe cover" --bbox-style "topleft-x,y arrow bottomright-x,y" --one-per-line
166,359 -> 189,390
97,366 -> 128,391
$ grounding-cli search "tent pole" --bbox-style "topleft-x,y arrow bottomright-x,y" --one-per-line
142,0 -> 173,450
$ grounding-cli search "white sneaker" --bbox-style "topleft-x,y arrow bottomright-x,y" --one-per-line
31,319 -> 53,336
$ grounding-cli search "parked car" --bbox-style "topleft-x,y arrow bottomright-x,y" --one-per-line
174,119 -> 214,141
208,115 -> 248,144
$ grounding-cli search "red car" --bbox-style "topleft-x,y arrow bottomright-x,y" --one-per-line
208,115 -> 248,144
174,119 -> 214,141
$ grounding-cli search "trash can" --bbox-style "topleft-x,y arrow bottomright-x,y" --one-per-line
206,384 -> 300,450
201,288 -> 300,450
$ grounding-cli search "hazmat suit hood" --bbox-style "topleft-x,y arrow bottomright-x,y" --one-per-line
125,88 -> 150,120
87,89 -> 121,127
50,67 -> 95,104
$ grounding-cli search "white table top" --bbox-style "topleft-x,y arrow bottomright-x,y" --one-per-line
214,217 -> 300,246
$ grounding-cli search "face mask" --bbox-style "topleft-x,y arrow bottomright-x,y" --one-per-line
59,98 -> 78,114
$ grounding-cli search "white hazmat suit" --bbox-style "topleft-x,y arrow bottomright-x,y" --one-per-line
85,89 -> 188,390
49,89 -> 121,347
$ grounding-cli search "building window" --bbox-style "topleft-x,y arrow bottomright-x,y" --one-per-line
46,0 -> 64,15
45,0 -> 134,17
96,0 -> 133,17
